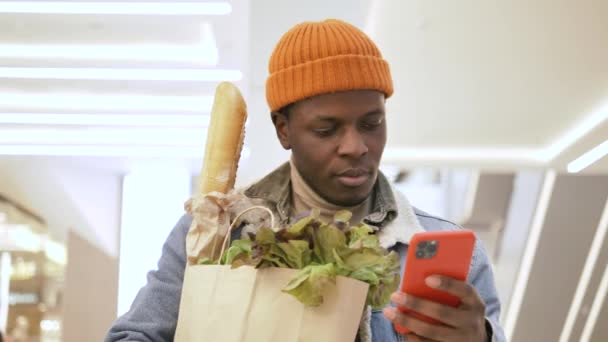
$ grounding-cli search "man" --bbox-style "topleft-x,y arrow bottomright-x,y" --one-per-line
106,19 -> 505,342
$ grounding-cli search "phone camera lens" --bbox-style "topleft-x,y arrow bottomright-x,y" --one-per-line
416,250 -> 424,258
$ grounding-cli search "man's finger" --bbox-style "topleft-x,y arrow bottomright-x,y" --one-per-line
425,275 -> 484,309
391,292 -> 465,328
405,334 -> 441,342
384,307 -> 454,341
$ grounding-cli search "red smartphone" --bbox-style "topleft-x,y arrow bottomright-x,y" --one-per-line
394,229 -> 476,335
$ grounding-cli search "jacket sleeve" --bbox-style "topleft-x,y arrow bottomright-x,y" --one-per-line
469,239 -> 506,342
105,215 -> 191,342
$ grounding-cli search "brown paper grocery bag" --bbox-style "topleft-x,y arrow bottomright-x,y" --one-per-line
174,265 -> 369,342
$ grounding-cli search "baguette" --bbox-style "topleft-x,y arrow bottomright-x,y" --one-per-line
198,82 -> 247,194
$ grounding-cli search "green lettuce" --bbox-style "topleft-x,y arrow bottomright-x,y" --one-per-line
204,210 -> 400,309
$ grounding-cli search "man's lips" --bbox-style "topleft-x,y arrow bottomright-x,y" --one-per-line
336,168 -> 371,187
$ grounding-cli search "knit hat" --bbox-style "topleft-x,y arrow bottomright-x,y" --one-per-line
266,19 -> 393,112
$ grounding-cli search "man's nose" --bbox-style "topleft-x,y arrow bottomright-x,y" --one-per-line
337,128 -> 368,158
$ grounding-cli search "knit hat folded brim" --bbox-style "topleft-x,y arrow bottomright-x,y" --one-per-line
266,54 -> 393,112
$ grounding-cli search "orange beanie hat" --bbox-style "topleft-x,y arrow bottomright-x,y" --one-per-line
266,19 -> 393,112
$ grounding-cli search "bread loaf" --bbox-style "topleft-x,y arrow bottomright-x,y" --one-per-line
198,82 -> 247,194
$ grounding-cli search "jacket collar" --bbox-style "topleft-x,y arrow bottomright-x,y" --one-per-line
244,162 -> 399,227
243,162 -> 425,247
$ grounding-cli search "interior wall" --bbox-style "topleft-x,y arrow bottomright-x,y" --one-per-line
62,231 -> 118,342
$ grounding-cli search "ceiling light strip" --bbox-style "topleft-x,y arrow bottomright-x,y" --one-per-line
0,44 -> 218,64
559,198 -> 608,342
541,102 -> 608,161
0,144 -> 204,157
567,139 -> 608,173
382,147 -> 542,162
0,113 -> 210,127
0,144 -> 251,158
580,263 -> 608,342
0,67 -> 242,82
503,170 -> 556,341
0,127 -> 207,145
0,2 -> 232,15
0,94 -> 214,112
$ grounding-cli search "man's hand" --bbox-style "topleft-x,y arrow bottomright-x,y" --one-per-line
382,275 -> 488,342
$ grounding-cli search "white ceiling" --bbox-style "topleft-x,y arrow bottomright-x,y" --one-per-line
367,0 -> 608,172
0,0 -> 606,175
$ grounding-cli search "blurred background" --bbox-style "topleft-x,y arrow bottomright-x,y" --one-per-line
0,0 -> 606,341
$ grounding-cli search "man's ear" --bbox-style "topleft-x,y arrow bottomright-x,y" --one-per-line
271,111 -> 291,150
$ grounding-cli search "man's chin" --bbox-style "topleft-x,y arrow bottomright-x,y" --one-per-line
326,186 -> 373,207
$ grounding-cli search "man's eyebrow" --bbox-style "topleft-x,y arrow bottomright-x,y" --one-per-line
312,109 -> 385,121
363,109 -> 385,117
311,115 -> 337,122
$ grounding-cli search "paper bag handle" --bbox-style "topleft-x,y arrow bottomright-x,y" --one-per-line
218,205 -> 275,264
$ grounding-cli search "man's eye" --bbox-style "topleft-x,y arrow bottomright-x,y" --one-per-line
313,127 -> 335,137
361,120 -> 382,130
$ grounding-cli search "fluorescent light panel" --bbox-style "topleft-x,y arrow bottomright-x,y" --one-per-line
382,147 -> 540,162
0,144 -> 202,157
580,263 -> 608,342
0,127 -> 206,145
381,100 -> 608,166
0,144 -> 251,158
541,102 -> 608,161
503,171 -> 556,341
0,93 -> 213,112
0,2 -> 232,15
0,113 -> 210,127
567,139 -> 608,173
0,22 -> 219,64
0,67 -> 242,81
0,44 -> 219,65
560,198 -> 608,342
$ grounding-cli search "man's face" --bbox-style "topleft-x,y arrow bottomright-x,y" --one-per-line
272,90 -> 387,206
